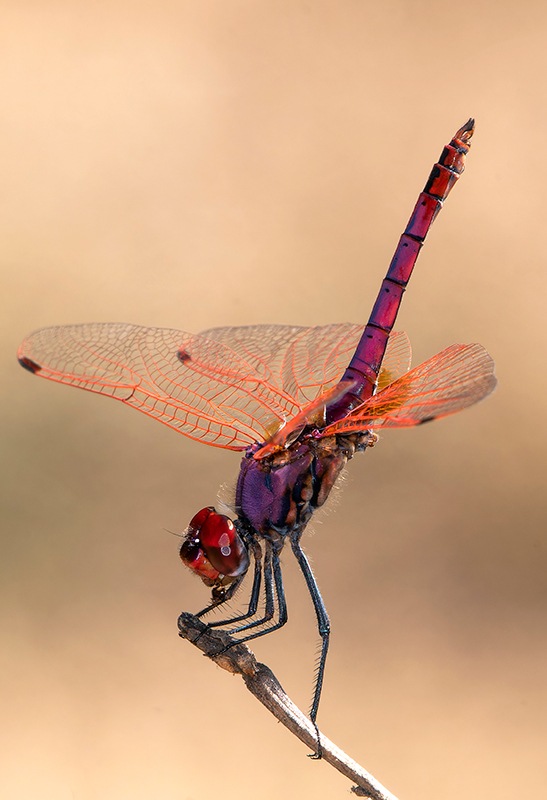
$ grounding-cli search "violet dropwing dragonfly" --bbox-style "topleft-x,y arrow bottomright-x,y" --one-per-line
18,119 -> 495,748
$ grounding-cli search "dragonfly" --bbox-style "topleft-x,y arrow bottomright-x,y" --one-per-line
18,119 -> 495,751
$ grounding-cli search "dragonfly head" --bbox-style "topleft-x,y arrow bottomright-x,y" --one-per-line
180,507 -> 249,589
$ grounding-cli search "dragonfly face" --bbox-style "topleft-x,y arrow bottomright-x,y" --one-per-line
179,506 -> 250,590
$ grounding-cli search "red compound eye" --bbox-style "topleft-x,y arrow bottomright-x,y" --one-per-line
187,507 -> 213,534
180,507 -> 249,587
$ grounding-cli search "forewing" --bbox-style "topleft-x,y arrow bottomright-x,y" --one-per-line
322,343 -> 496,435
17,323 -> 304,449
201,324 -> 411,403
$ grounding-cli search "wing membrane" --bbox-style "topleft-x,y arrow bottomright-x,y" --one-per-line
17,323 -> 300,449
203,324 -> 411,402
322,343 -> 496,435
18,322 -> 414,449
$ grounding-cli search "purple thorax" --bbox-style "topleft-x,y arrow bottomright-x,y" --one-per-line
235,437 -> 359,537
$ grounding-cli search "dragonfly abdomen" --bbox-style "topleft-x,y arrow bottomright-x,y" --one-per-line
326,119 -> 475,424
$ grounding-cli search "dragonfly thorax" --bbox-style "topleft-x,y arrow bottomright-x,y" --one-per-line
236,432 -> 374,539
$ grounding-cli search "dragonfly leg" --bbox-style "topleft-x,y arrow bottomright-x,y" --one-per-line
224,540 -> 288,642
222,540 -> 275,635
194,574 -> 242,620
194,538 -> 260,622
205,538 -> 264,629
290,530 -> 330,758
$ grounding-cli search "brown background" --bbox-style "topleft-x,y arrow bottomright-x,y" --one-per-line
1,3 -> 546,799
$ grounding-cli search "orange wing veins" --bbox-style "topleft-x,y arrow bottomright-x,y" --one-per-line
322,343 -> 497,436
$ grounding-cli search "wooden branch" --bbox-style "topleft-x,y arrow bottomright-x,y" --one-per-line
178,612 -> 399,800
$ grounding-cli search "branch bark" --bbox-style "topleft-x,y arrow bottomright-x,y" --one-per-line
178,612 -> 399,800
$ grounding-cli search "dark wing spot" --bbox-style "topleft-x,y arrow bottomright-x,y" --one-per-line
18,356 -> 42,374
419,416 -> 436,425
177,349 -> 191,363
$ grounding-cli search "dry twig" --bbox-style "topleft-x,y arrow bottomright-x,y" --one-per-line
178,612 -> 399,800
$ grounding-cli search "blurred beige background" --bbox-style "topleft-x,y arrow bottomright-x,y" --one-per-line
1,2 -> 546,799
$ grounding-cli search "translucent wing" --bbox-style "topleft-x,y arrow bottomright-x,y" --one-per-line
322,343 -> 496,435
17,323 -> 300,450
18,322 -> 412,450
253,380 -> 356,459
202,324 -> 411,403
376,330 -> 411,390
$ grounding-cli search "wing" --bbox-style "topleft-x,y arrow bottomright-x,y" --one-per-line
322,343 -> 496,435
202,324 -> 411,403
17,322 -> 412,450
17,323 -> 302,450
253,379 -> 357,459
376,329 -> 411,390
